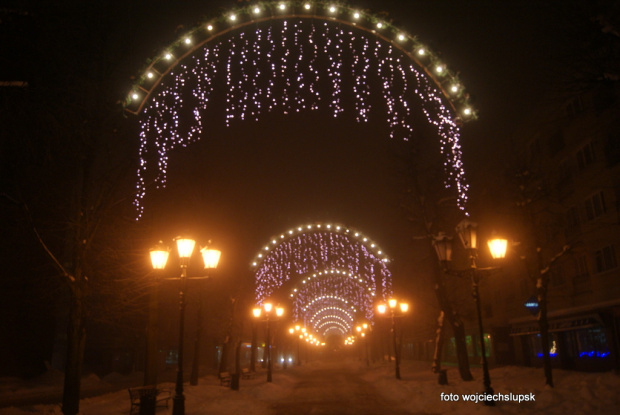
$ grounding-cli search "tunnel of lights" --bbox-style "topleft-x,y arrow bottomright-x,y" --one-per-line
251,223 -> 391,339
126,1 -> 475,219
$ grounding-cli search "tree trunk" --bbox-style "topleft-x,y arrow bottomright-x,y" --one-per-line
431,311 -> 444,373
62,284 -> 86,415
432,257 -> 473,381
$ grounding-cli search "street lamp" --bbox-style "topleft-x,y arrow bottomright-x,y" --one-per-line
288,324 -> 304,366
432,219 -> 506,406
377,299 -> 409,379
253,302 -> 284,382
355,322 -> 371,366
149,238 -> 221,415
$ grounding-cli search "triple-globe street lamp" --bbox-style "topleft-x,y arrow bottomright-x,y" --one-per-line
288,324 -> 305,366
432,219 -> 507,406
377,299 -> 409,380
150,238 -> 221,415
253,302 -> 284,382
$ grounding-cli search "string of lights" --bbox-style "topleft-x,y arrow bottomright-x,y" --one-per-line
131,7 -> 473,219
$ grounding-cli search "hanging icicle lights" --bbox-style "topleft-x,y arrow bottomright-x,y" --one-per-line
127,1 -> 475,219
291,268 -> 376,334
252,222 -> 392,335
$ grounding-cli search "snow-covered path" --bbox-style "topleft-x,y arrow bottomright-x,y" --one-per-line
1,357 -> 619,414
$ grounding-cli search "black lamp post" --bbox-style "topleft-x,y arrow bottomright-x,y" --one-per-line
432,220 -> 507,406
355,323 -> 371,366
377,299 -> 409,380
150,238 -> 221,415
253,302 -> 284,382
289,324 -> 304,366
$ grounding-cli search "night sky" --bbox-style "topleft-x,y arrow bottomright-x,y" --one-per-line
0,0 -> 594,377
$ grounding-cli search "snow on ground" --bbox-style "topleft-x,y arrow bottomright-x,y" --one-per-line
1,359 -> 619,414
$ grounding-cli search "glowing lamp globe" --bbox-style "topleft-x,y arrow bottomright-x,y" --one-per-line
488,238 -> 508,259
150,244 -> 169,269
201,247 -> 221,269
175,237 -> 196,259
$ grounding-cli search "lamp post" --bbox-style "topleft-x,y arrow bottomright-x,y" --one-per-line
432,219 -> 506,406
253,302 -> 284,382
355,323 -> 371,366
288,324 -> 303,366
377,299 -> 409,380
149,238 -> 221,415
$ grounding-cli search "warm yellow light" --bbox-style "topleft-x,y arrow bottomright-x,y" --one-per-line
175,238 -> 196,259
329,6 -> 337,13
264,302 -> 273,313
184,37 -> 191,44
436,65 -> 444,73
397,34 -> 405,41
253,7 -> 260,14
295,324 -> 300,331
207,24 -> 213,31
229,14 -> 237,21
289,328 -> 294,334
132,93 -> 139,100
488,238 -> 508,259
279,3 -> 286,10
147,72 -> 154,79
276,306 -> 284,317
376,22 -> 383,29
388,298 -> 397,309
362,323 -> 368,330
417,48 -> 426,56
304,3 -> 311,10
200,247 -> 221,269
451,84 -> 459,93
377,304 -> 387,314
149,246 -> 169,270
463,107 -> 472,116
356,326 -> 362,332
400,303 -> 409,313
252,308 -> 261,318
353,12 -> 360,19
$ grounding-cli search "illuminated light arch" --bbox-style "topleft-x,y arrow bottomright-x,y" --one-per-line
126,1 -> 474,218
291,268 -> 375,324
252,222 -> 392,301
253,222 -> 390,335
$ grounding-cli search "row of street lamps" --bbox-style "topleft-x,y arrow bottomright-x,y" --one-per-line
144,218 -> 506,413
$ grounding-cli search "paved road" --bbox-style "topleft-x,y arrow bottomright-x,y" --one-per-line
269,358 -> 418,415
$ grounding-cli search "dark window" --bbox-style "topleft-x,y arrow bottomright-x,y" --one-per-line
604,133 -> 620,167
585,191 -> 606,221
573,255 -> 590,282
566,95 -> 585,120
595,245 -> 617,273
548,130 -> 565,156
577,142 -> 595,170
566,205 -> 580,226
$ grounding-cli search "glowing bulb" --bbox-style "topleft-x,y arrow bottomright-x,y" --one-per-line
164,53 -> 173,60
463,107 -> 472,116
131,93 -> 139,100
329,6 -> 337,13
184,37 -> 191,44
279,3 -> 286,10
435,65 -> 444,73
206,24 -> 213,31
229,14 -> 237,21
451,84 -> 459,93
417,48 -> 426,56
146,72 -> 154,79
376,22 -> 383,29
304,3 -> 311,10
397,34 -> 406,41
253,7 -> 261,14
353,12 -> 360,19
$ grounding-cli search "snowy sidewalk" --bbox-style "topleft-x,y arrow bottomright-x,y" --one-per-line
1,360 -> 619,414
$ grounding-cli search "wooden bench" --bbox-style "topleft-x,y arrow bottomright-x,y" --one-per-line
128,386 -> 172,414
219,372 -> 232,386
241,368 -> 257,380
